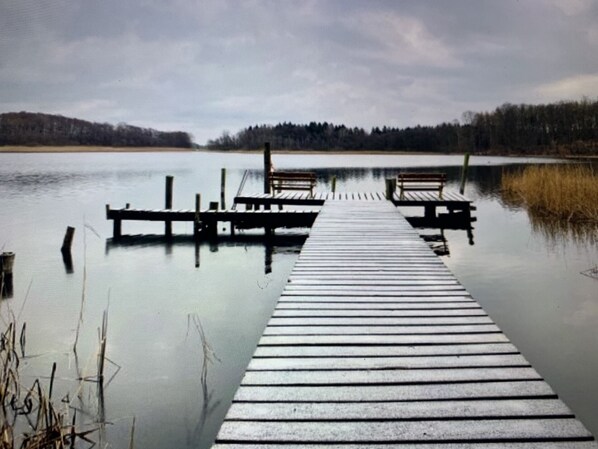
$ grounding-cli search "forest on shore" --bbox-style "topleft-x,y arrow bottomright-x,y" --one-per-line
207,99 -> 598,155
0,112 -> 193,148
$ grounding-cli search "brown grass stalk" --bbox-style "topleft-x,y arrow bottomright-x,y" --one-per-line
501,164 -> 598,222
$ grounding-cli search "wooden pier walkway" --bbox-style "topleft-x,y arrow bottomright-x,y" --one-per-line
235,190 -> 473,210
213,200 -> 596,448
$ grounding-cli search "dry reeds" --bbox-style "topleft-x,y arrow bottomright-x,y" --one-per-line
501,164 -> 598,222
1,320 -> 97,448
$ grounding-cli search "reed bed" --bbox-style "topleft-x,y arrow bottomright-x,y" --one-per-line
501,164 -> 598,222
0,320 -> 97,448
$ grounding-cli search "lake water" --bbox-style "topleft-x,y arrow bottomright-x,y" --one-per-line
0,151 -> 596,448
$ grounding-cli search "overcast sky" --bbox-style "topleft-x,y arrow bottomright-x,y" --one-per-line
1,0 -> 597,143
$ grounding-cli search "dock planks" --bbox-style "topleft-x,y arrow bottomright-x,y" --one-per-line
234,190 -> 471,208
213,200 -> 596,448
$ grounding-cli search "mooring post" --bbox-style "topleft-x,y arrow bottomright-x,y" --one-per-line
165,175 -> 174,237
220,168 -> 226,209
0,252 -> 15,275
331,175 -> 337,194
385,178 -> 396,200
194,193 -> 201,239
459,153 -> 470,195
264,142 -> 272,195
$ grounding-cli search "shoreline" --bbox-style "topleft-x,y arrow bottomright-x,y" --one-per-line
1,145 -> 593,159
0,145 -> 193,153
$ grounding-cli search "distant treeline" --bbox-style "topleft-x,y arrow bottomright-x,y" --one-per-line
0,112 -> 193,148
208,99 -> 598,154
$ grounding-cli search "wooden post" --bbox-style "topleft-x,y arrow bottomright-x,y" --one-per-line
264,142 -> 272,195
0,252 -> 15,275
194,193 -> 201,239
165,175 -> 174,237
61,226 -> 75,253
459,153 -> 470,195
331,175 -> 337,193
385,178 -> 396,200
220,168 -> 226,209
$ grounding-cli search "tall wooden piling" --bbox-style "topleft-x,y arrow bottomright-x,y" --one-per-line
331,176 -> 337,194
459,153 -> 470,195
264,142 -> 272,195
165,175 -> 174,237
220,168 -> 227,209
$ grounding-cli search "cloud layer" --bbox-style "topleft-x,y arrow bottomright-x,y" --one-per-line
1,0 -> 596,143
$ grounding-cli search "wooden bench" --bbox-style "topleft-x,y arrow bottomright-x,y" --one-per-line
269,171 -> 316,197
397,173 -> 447,198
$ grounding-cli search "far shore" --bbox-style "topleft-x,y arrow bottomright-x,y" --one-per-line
1,145 -> 592,159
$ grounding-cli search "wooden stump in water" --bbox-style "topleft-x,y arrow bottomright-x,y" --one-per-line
61,226 -> 75,253
0,252 -> 15,274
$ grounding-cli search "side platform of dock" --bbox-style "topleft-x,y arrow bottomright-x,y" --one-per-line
213,200 -> 596,448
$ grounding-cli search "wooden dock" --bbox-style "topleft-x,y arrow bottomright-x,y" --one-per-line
213,200 -> 596,448
236,190 -> 473,209
105,206 -> 319,238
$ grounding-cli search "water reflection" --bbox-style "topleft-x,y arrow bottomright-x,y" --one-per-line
105,234 -> 306,272
1,273 -> 14,299
500,190 -> 598,246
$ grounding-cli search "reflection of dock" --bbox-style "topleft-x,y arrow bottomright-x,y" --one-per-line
213,200 -> 596,447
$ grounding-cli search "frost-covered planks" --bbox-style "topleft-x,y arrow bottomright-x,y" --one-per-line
213,200 -> 596,448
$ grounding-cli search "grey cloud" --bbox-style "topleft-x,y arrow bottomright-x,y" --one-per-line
0,0 -> 596,143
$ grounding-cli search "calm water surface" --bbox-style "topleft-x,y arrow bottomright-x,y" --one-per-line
0,152 -> 596,448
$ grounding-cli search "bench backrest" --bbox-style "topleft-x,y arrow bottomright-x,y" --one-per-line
398,173 -> 447,183
270,171 -> 316,181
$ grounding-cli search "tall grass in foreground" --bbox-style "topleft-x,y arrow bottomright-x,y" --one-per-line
501,164 -> 598,222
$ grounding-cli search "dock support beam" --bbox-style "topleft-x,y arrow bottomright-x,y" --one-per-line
425,205 -> 437,219
165,175 -> 174,237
